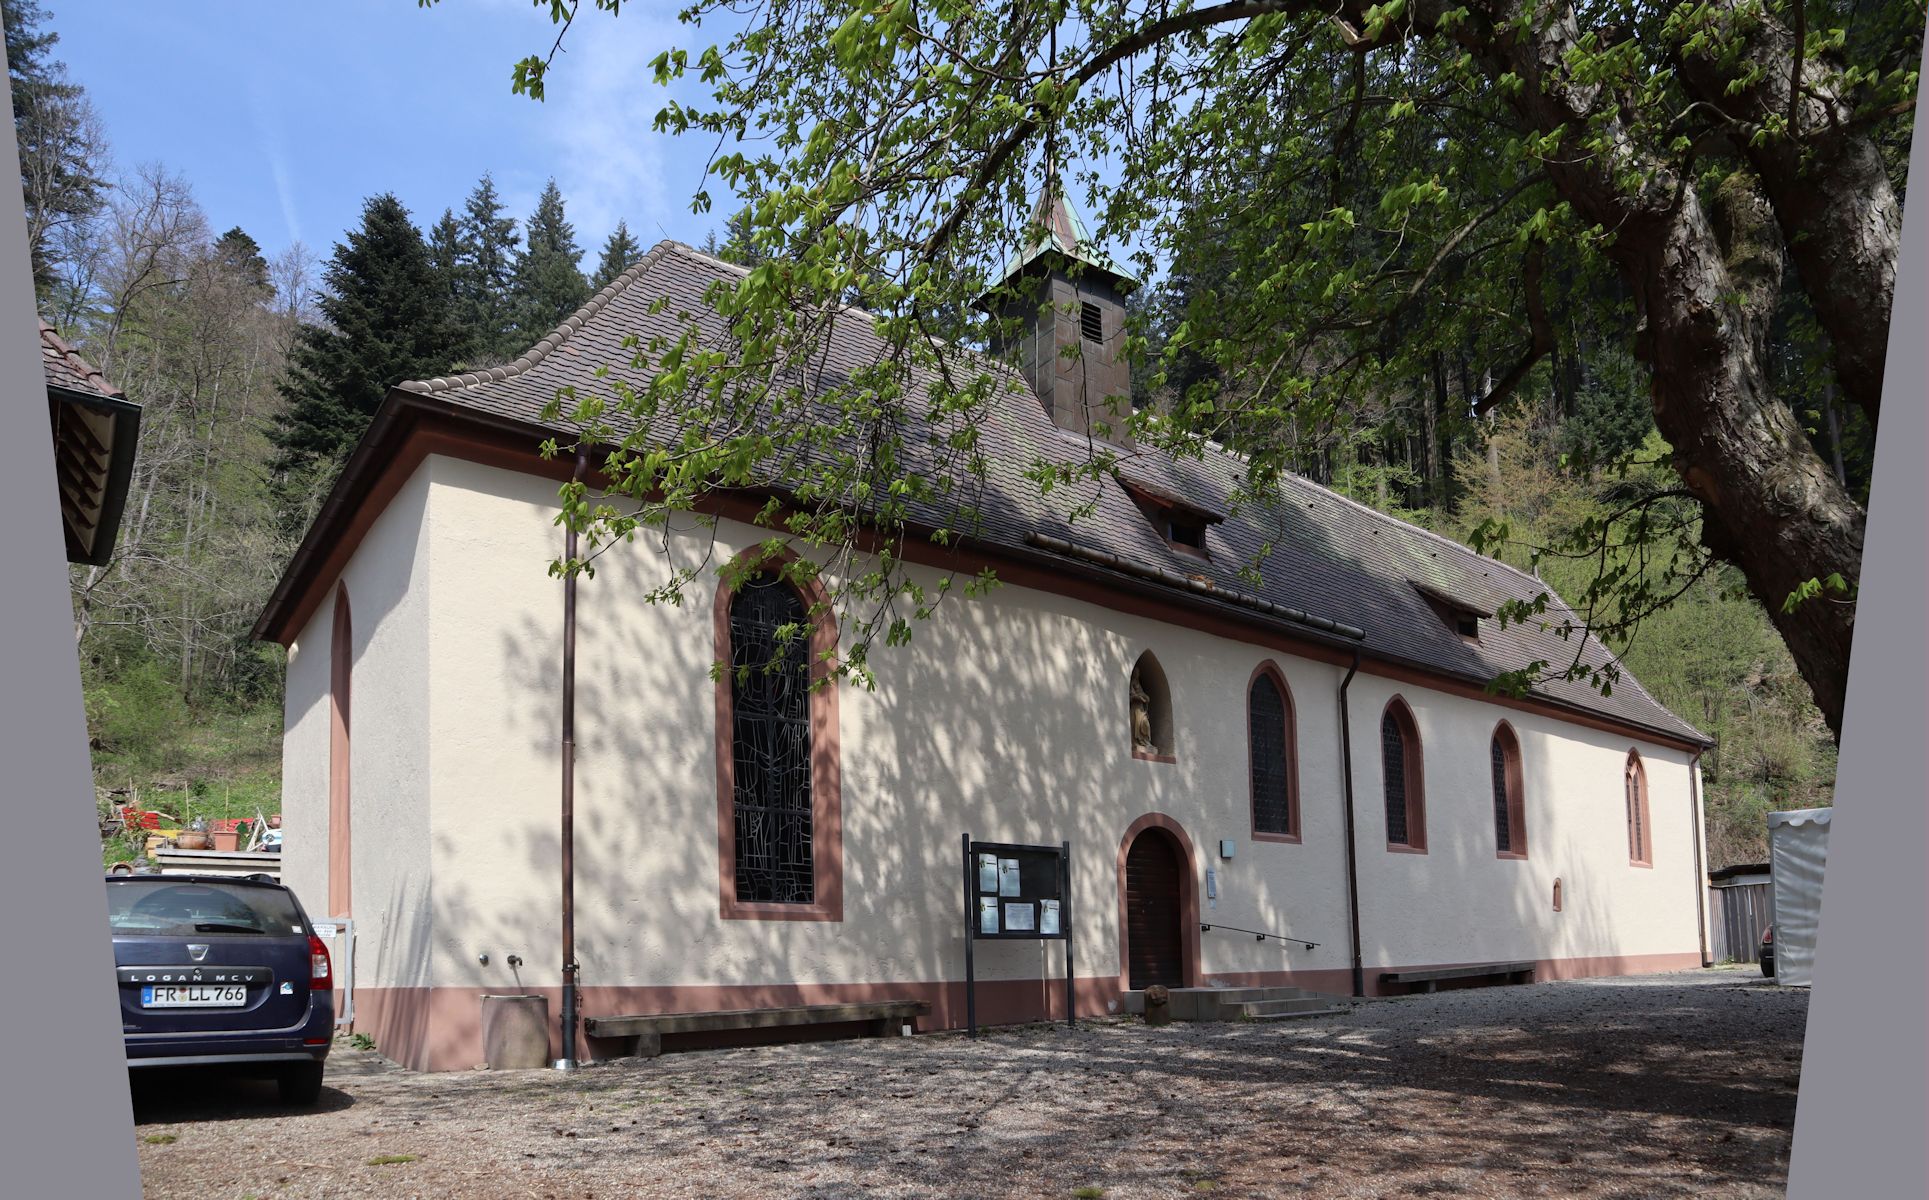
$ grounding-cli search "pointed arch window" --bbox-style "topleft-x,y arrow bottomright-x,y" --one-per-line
1626,751 -> 1653,867
1247,663 -> 1299,841
714,552 -> 843,921
1381,698 -> 1426,852
1490,722 -> 1527,859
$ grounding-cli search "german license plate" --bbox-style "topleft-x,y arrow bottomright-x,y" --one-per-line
141,984 -> 248,1008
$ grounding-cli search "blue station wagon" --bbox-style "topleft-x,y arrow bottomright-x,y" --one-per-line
107,873 -> 334,1105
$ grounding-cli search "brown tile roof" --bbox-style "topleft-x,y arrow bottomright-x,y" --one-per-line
39,320 -> 124,399
366,240 -> 1705,745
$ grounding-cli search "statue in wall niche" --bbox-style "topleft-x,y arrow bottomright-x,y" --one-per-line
1130,670 -> 1156,754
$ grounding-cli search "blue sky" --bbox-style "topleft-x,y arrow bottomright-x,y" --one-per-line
51,0 -> 725,263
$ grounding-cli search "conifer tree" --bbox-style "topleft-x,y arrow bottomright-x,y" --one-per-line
272,194 -> 458,482
212,227 -> 270,295
509,178 -> 588,347
6,0 -> 105,297
426,206 -> 476,364
700,209 -> 769,268
455,172 -> 520,362
591,218 -> 643,289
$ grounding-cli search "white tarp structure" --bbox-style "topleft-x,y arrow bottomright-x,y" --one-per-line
1767,808 -> 1832,987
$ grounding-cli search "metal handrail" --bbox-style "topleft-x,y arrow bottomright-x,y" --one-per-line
1199,922 -> 1318,950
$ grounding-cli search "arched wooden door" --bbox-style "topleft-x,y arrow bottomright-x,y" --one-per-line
1124,830 -> 1185,990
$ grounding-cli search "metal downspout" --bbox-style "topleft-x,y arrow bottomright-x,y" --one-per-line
559,448 -> 586,1069
1339,644 -> 1366,997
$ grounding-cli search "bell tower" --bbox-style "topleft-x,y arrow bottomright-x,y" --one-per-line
981,185 -> 1138,442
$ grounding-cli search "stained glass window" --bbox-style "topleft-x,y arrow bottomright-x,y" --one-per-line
729,573 -> 815,904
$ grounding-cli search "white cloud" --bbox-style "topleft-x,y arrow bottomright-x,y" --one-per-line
531,9 -> 698,253
245,69 -> 303,246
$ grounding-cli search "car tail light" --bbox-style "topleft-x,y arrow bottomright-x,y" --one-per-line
309,934 -> 332,990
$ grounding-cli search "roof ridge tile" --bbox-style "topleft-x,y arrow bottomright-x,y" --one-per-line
399,240 -> 681,396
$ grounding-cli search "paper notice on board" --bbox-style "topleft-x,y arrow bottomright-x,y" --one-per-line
978,853 -> 999,893
998,858 -> 1022,897
1038,899 -> 1060,936
978,897 -> 1000,934
1004,901 -> 1035,932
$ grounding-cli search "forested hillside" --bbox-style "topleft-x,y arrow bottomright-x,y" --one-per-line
20,1 -> 1834,871
6,5 -> 645,859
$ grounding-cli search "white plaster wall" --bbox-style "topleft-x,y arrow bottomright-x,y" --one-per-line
406,455 -> 1706,998
422,454 -> 572,991
1345,673 -> 1704,971
274,469 -> 434,991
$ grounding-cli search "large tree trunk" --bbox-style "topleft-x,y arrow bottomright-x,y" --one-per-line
1435,0 -> 1866,737
1672,2 -> 1901,429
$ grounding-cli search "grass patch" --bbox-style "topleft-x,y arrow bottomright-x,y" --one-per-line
348,1033 -> 376,1051
1073,1188 -> 1106,1199
141,1134 -> 177,1145
366,1154 -> 419,1166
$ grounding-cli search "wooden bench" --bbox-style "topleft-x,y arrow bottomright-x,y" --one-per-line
1379,961 -> 1535,995
583,1000 -> 932,1059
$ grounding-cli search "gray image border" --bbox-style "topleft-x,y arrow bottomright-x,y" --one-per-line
1785,24 -> 1929,1197
0,26 -> 144,1200
0,12 -> 1922,1200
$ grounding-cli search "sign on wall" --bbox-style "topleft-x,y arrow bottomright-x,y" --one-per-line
961,836 -> 1074,1036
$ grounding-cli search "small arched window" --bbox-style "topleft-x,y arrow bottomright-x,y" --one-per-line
1247,664 -> 1299,841
1381,698 -> 1425,851
1490,722 -> 1527,858
1129,651 -> 1174,762
1625,751 -> 1652,866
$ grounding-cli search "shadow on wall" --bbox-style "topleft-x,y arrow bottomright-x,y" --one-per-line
425,511 -> 1144,1032
408,462 -> 1701,1064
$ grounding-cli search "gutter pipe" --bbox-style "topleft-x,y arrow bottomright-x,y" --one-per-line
1689,748 -> 1711,967
559,447 -> 586,1069
1338,644 -> 1366,998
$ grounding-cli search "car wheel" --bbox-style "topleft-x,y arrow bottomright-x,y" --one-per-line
277,1061 -> 325,1107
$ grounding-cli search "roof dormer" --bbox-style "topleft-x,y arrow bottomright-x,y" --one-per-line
1410,581 -> 1492,643
1116,472 -> 1224,560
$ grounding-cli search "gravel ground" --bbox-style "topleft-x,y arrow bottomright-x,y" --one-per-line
129,967 -> 1803,1199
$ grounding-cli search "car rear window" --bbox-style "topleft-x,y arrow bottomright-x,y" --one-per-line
106,880 -> 305,936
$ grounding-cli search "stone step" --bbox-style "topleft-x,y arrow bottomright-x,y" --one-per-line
1237,997 -> 1341,1017
1123,986 -> 1356,1020
1246,1006 -> 1350,1022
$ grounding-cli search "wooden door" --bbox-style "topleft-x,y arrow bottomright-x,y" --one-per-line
1125,831 -> 1185,990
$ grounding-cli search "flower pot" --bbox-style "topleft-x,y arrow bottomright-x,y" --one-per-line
174,832 -> 213,850
211,830 -> 239,852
